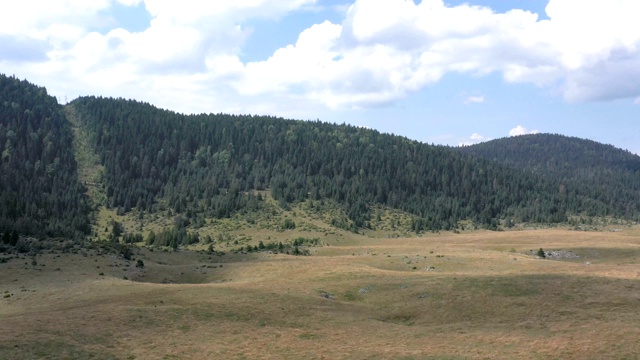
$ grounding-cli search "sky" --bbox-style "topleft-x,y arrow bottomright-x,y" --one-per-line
1,0 -> 639,155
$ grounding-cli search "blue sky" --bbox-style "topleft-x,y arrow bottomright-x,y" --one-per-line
1,0 -> 639,154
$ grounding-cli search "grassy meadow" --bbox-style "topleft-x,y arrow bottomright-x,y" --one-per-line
2,226 -> 640,359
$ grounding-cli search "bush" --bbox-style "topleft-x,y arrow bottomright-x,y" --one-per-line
120,246 -> 133,260
537,248 -> 546,258
136,259 -> 144,268
282,219 -> 296,230
15,239 -> 30,253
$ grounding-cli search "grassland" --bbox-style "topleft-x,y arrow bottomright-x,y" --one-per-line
2,226 -> 640,359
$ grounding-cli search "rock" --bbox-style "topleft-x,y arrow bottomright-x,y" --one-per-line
529,249 -> 579,260
319,291 -> 335,300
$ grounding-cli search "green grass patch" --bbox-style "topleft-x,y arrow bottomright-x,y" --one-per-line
297,333 -> 323,340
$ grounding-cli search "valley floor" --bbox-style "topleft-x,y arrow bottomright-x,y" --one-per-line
2,228 -> 640,359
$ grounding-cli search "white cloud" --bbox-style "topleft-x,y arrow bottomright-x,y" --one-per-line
3,0 -> 640,114
470,133 -> 484,141
238,21 -> 342,96
464,96 -> 484,104
0,0 -> 317,113
459,132 -> 491,146
0,1 -> 110,37
509,125 -> 540,137
229,0 -> 640,109
116,0 -> 142,5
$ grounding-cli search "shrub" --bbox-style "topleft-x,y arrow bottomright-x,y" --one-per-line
537,248 -> 546,258
15,239 -> 30,253
282,219 -> 296,230
120,246 -> 133,260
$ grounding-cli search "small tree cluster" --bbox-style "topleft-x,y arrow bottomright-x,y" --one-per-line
282,219 -> 296,230
123,233 -> 144,244
537,248 -> 546,258
1,230 -> 19,247
292,237 -> 320,246
145,228 -> 200,249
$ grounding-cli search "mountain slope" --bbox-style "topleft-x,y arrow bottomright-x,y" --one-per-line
0,75 -> 90,239
3,74 -> 636,242
69,97 -> 621,231
459,133 -> 640,219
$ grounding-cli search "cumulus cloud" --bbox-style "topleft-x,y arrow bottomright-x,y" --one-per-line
241,0 -> 640,107
2,0 -> 640,114
0,0 -> 317,113
509,125 -> 540,137
459,132 -> 491,146
0,1 -> 109,37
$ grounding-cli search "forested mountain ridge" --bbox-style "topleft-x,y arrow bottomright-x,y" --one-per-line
0,75 -> 90,240
69,96 -> 627,231
2,74 -> 638,244
459,134 -> 640,219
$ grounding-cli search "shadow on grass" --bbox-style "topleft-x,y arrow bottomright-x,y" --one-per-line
0,340 -> 121,360
372,273 -> 640,329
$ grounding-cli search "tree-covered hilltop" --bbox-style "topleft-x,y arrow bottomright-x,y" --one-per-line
2,75 -> 637,241
459,134 -> 640,220
70,96 -> 617,231
0,75 -> 90,239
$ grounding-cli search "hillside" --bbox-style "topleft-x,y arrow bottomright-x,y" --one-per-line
69,97 -> 623,235
459,134 -> 640,220
0,75 -> 90,241
2,74 -> 639,245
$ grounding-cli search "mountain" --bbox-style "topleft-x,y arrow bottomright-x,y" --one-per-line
459,134 -> 640,220
2,73 -> 638,243
69,96 -> 621,231
0,75 -> 90,240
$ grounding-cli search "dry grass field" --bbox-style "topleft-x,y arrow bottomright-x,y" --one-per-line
2,227 -> 640,359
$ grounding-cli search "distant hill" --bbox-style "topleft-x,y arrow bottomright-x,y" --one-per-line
459,134 -> 640,220
0,75 -> 90,240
